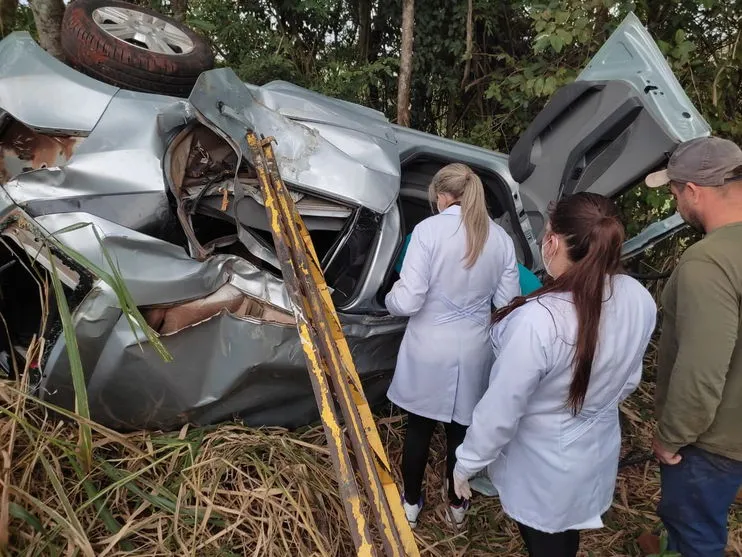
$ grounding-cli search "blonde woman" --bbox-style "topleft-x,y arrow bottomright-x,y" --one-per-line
385,163 -> 520,528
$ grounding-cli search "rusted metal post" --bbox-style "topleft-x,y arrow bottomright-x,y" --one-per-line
247,132 -> 419,557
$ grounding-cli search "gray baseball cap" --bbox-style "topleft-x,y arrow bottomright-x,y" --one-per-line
645,136 -> 742,188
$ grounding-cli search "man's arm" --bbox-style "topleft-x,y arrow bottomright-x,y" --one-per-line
656,258 -> 739,456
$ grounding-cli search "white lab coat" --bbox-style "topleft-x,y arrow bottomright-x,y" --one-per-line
385,205 -> 520,425
455,273 -> 657,533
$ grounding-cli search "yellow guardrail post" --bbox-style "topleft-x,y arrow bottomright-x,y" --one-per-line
247,132 -> 420,557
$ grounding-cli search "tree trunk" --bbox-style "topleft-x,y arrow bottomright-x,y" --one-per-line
461,0 -> 473,89
171,0 -> 187,22
357,0 -> 370,63
397,0 -> 414,127
445,89 -> 457,137
28,0 -> 65,59
0,0 -> 18,37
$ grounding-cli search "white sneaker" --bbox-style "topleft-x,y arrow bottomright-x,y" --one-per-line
402,495 -> 423,529
445,499 -> 470,528
443,479 -> 470,528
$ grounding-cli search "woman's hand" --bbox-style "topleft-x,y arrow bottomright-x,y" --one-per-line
452,465 -> 472,500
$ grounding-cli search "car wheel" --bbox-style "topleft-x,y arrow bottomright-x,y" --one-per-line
60,0 -> 215,97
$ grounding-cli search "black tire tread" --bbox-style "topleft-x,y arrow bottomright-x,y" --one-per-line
61,0 -> 215,97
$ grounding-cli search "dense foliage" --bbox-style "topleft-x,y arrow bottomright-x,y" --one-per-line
5,0 -> 741,254
150,0 -> 742,246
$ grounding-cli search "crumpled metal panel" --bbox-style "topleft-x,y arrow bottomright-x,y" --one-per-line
0,186 -> 17,219
41,308 -> 401,431
5,90 -> 179,235
37,208 -> 405,429
189,68 -> 400,214
254,80 -> 394,142
32,212 -> 291,309
29,210 -> 406,430
0,32 -> 118,132
30,211 -> 404,430
0,120 -> 84,184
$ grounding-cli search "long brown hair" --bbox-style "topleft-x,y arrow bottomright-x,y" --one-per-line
493,192 -> 625,414
428,163 -> 489,268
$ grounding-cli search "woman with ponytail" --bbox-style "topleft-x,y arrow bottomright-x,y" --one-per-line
385,163 -> 521,528
452,192 -> 657,556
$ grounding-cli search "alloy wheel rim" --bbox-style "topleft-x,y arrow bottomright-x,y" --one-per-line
92,6 -> 195,55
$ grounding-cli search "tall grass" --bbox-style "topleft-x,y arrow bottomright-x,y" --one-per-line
44,222 -> 172,360
47,248 -> 93,472
2,222 -> 741,555
2,381 -> 740,555
28,219 -> 173,473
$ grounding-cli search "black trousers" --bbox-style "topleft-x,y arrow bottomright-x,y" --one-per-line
517,522 -> 580,557
401,411 -> 467,506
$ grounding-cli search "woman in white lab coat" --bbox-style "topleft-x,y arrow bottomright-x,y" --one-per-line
385,163 -> 520,528
452,192 -> 657,557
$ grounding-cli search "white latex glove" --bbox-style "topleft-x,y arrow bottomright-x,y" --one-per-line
452,465 -> 472,500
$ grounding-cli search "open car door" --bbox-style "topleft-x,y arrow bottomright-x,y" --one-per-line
512,12 -> 711,247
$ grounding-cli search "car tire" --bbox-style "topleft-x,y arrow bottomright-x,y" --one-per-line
60,0 -> 214,97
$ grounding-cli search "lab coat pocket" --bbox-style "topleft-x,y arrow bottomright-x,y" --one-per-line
560,384 -> 626,451
560,412 -> 595,451
559,406 -> 614,451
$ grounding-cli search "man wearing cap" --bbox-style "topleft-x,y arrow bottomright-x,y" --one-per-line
645,136 -> 742,556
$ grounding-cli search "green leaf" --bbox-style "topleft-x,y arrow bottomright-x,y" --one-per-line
675,29 -> 686,43
659,532 -> 668,552
534,35 -> 551,53
188,18 -> 217,32
77,450 -> 176,513
98,461 -> 224,526
15,488 -> 94,557
47,245 -> 93,474
534,76 -> 545,96
38,453 -> 93,556
544,75 -> 558,95
657,39 -> 671,55
69,458 -> 135,552
550,35 -> 564,53
9,502 -> 45,534
485,82 -> 502,101
554,10 -> 570,25
556,29 -> 572,44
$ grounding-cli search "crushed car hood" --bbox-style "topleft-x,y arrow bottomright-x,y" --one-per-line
188,68 -> 400,214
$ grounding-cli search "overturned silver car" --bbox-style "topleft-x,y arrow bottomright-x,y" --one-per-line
0,9 -> 710,430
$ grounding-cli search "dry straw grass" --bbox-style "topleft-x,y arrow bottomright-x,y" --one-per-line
2,370 -> 741,556
2,237 -> 741,556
